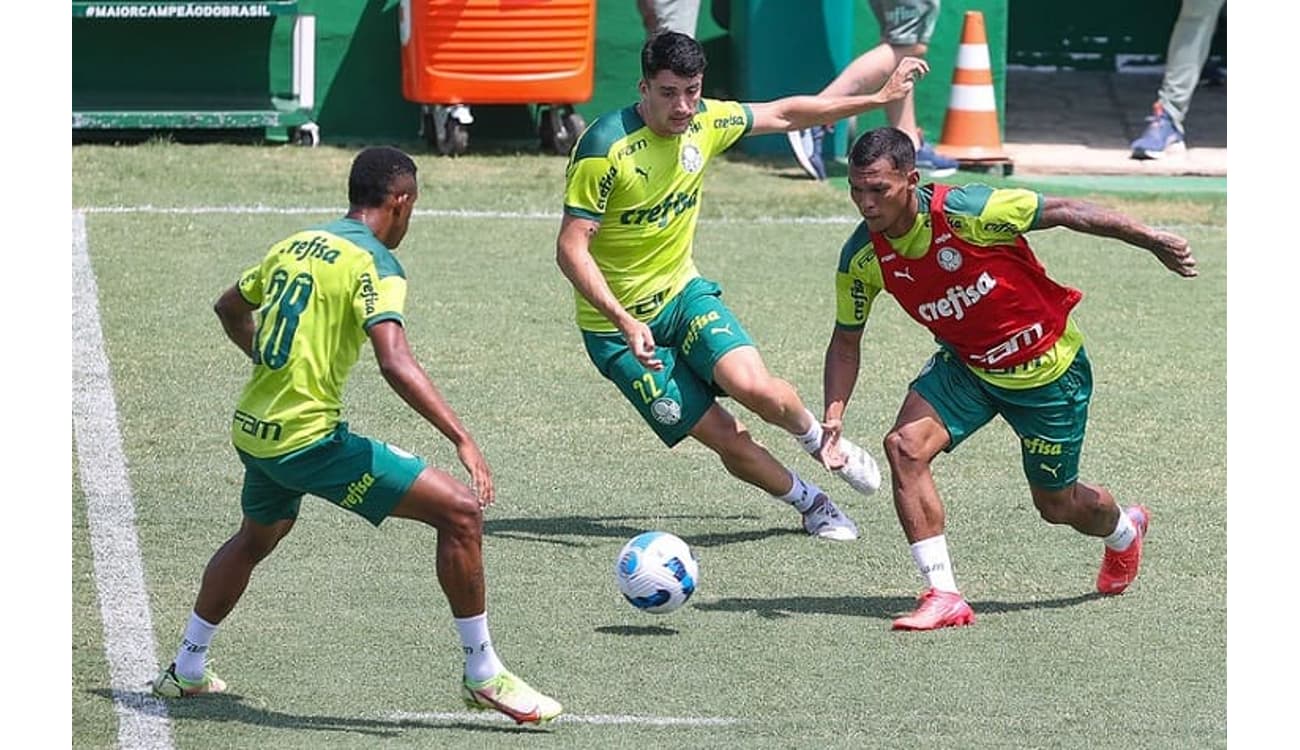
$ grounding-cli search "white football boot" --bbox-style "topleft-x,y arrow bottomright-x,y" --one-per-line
833,436 -> 882,497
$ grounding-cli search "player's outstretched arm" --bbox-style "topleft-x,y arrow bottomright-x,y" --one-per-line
214,284 -> 259,361
1034,196 -> 1198,278
555,214 -> 663,371
821,326 -> 864,471
747,57 -> 928,136
368,320 -> 495,506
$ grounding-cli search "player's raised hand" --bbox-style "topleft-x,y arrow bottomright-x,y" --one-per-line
879,57 -> 929,103
818,417 -> 847,472
621,318 -> 663,371
1145,231 -> 1198,277
457,440 -> 495,507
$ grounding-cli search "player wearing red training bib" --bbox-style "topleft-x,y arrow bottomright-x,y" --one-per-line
822,127 -> 1198,631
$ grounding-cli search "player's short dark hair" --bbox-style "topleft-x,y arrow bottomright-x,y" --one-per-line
849,127 -> 916,172
348,146 -> 418,208
641,30 -> 707,79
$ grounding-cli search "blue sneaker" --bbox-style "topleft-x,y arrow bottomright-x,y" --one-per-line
1130,102 -> 1186,160
787,126 -> 827,180
915,140 -> 958,177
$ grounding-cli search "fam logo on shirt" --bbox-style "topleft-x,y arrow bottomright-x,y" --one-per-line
680,143 -> 703,173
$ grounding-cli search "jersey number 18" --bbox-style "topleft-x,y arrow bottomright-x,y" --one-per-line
255,269 -> 314,369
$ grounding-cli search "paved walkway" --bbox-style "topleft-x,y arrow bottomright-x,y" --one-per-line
1001,70 -> 1227,176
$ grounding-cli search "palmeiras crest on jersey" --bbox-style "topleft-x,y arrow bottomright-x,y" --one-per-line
680,143 -> 703,173
936,246 -> 963,272
651,397 -> 682,425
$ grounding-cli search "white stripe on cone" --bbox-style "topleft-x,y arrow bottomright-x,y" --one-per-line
947,84 -> 998,111
956,44 -> 991,70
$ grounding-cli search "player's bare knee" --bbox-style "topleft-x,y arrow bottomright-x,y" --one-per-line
234,520 -> 290,562
884,428 -> 926,470
1032,489 -> 1074,525
445,491 -> 484,540
727,377 -> 775,417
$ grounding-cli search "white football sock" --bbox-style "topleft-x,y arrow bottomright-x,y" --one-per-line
455,613 -> 506,683
777,471 -> 820,513
1103,507 -> 1138,551
794,409 -> 823,455
174,611 -> 218,681
910,535 -> 959,593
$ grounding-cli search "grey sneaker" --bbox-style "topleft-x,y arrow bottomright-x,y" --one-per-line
802,493 -> 859,541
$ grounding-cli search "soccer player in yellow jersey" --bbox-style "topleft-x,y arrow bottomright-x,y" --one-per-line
151,147 -> 561,725
557,31 -> 927,542
820,128 -> 1197,630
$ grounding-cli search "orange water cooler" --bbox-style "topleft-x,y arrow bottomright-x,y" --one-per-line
399,0 -> 596,155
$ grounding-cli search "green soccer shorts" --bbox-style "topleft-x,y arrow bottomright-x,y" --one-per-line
582,277 -> 755,447
910,347 -> 1094,490
870,0 -> 941,46
236,421 -> 427,526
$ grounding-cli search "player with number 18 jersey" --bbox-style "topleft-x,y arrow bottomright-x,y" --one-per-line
233,217 -> 407,458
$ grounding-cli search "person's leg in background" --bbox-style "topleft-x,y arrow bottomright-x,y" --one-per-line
789,1 -> 956,179
639,0 -> 701,38
1131,0 -> 1227,159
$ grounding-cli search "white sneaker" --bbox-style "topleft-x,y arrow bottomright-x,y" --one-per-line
834,437 -> 882,497
802,494 -> 859,541
786,128 -> 827,180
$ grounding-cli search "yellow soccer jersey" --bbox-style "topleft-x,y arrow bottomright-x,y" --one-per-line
563,99 -> 752,332
232,218 -> 407,457
834,184 -> 1082,389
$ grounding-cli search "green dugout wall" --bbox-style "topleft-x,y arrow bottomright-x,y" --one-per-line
1007,0 -> 1226,70
72,1 -> 1221,148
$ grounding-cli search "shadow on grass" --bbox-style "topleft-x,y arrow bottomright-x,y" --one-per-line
694,591 -> 1107,621
485,514 -> 803,549
87,689 -> 545,737
593,624 -> 680,637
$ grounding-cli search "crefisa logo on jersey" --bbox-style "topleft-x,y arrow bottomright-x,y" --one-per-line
680,143 -> 703,173
937,246 -> 963,272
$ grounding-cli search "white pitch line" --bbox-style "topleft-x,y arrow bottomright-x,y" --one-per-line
80,204 -> 556,219
387,710 -> 743,727
77,204 -> 853,224
74,204 -> 1228,232
72,211 -> 175,750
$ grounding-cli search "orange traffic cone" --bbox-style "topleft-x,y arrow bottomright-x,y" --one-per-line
936,11 -> 1011,168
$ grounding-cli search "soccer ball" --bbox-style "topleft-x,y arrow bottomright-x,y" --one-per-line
614,531 -> 699,615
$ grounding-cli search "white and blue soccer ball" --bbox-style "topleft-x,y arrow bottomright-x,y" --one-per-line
615,531 -> 699,614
